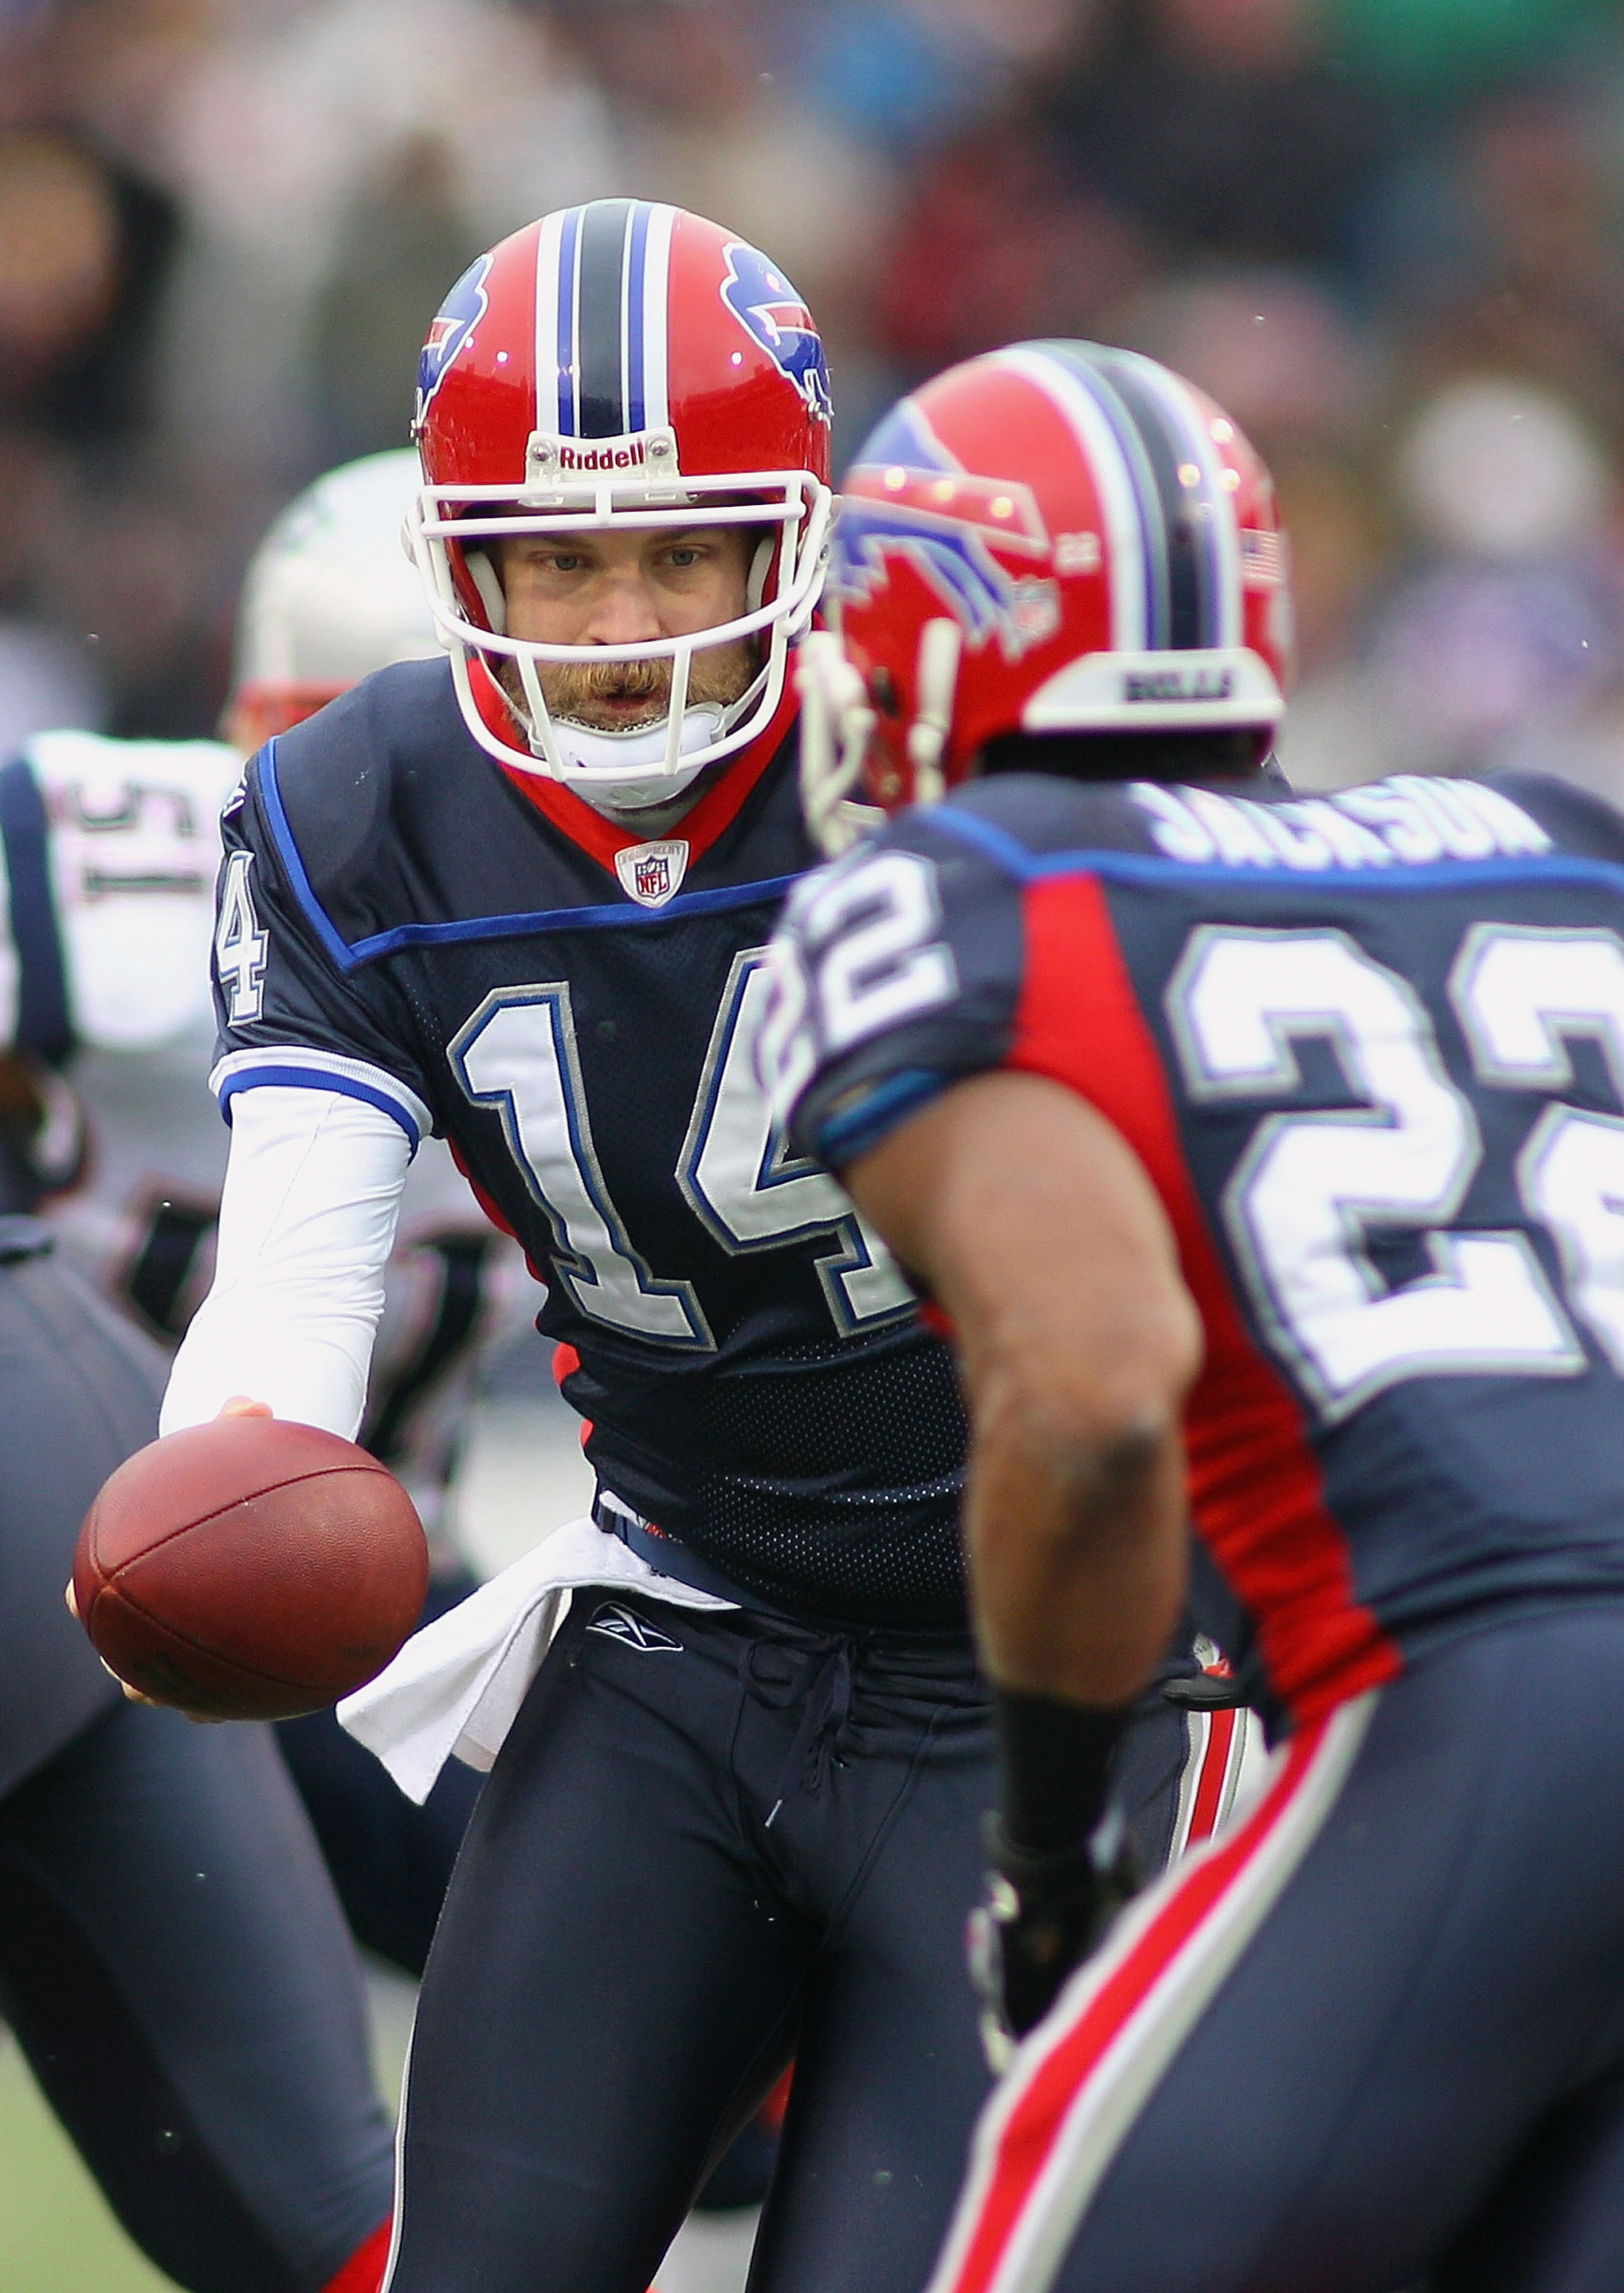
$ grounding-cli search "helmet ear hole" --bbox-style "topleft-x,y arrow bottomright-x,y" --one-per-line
466,546 -> 507,636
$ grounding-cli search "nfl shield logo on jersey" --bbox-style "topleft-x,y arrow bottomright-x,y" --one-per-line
614,838 -> 691,909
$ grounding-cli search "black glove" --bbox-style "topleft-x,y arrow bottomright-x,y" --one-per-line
1162,1671 -> 1247,1711
968,1809 -> 1140,2073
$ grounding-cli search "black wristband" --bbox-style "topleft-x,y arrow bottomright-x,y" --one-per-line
992,1685 -> 1126,1861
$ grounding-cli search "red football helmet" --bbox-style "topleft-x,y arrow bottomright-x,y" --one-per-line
407,199 -> 834,806
799,340 -> 1292,854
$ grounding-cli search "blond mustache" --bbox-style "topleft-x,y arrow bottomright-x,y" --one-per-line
501,644 -> 758,729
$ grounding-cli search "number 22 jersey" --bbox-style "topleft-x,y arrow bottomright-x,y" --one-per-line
212,657 -> 967,1632
770,767 -> 1624,1726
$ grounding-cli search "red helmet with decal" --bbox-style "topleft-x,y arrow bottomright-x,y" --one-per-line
408,199 -> 833,806
799,340 -> 1292,855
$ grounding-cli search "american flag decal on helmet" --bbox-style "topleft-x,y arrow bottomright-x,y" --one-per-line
1240,528 -> 1285,588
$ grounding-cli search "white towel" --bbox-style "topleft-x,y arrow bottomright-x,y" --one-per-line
338,1514 -> 736,1802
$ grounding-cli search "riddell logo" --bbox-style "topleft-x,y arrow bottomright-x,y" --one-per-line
527,426 -> 679,487
558,439 -> 647,472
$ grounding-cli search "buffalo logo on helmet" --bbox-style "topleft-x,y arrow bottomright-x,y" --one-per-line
835,402 -> 1060,659
414,251 -> 493,432
720,242 -> 832,425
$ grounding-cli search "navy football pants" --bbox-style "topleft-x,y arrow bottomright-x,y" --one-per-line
0,1242 -> 394,2292
0,1700 -> 397,2292
277,1571 -> 486,1980
385,1591 -> 1193,2293
929,1609 -> 1624,2293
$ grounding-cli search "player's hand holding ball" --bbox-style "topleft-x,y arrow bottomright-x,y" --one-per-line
70,1403 -> 428,1721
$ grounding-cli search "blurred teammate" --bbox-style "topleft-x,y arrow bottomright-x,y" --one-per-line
31,450 -> 514,1977
145,203 -> 1216,2293
766,339 -> 1624,2292
0,468 -> 438,2293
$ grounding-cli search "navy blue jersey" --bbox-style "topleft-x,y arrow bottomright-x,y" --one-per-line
212,658 -> 966,1630
772,767 -> 1624,1721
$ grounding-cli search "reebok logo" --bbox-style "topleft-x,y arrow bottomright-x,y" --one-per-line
587,1602 -> 684,1652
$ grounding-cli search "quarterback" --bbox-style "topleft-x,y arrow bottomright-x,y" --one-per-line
148,204 -> 1220,2293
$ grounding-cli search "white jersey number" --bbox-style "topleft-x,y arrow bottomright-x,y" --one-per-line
453,986 -> 712,1349
452,961 -> 911,1351
1451,926 -> 1624,1377
760,847 -> 958,1129
215,851 -> 268,1024
678,951 -> 912,1335
1168,927 -> 1583,1419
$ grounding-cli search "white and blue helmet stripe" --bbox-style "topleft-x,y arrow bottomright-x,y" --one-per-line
532,199 -> 678,441
984,341 -> 1243,654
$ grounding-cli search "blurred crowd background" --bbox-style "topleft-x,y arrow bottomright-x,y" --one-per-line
4,0 -> 1624,794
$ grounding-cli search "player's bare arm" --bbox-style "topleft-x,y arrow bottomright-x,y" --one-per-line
841,1069 -> 1200,1713
842,1068 -> 1202,2058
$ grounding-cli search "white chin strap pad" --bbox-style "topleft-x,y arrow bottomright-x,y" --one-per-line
549,705 -> 728,815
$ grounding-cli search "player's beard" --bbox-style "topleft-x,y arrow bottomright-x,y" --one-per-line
501,641 -> 758,734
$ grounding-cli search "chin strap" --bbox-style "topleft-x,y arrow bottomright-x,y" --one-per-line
549,710 -> 723,816
906,618 -> 961,805
746,532 -> 775,612
537,657 -> 773,809
465,550 -> 506,634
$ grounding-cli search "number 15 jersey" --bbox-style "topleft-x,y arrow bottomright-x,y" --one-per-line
212,658 -> 966,1632
770,767 -> 1624,1727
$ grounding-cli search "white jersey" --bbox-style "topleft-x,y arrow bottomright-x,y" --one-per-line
8,729 -> 526,1564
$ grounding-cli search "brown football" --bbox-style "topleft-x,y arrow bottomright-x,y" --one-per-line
73,1416 -> 429,1721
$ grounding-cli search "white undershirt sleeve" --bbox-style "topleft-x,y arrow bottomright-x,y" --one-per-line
160,1085 -> 410,1440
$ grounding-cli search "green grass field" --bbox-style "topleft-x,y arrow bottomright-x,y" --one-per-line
0,2028 -> 180,2290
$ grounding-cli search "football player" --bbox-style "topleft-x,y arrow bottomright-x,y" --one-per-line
25,449 -> 514,1983
0,552 -> 415,2284
0,449 -> 536,2293
144,203 -> 1221,2293
765,339 -> 1624,2292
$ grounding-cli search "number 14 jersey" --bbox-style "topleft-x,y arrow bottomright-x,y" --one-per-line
213,658 -> 966,1632
772,767 -> 1624,1725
